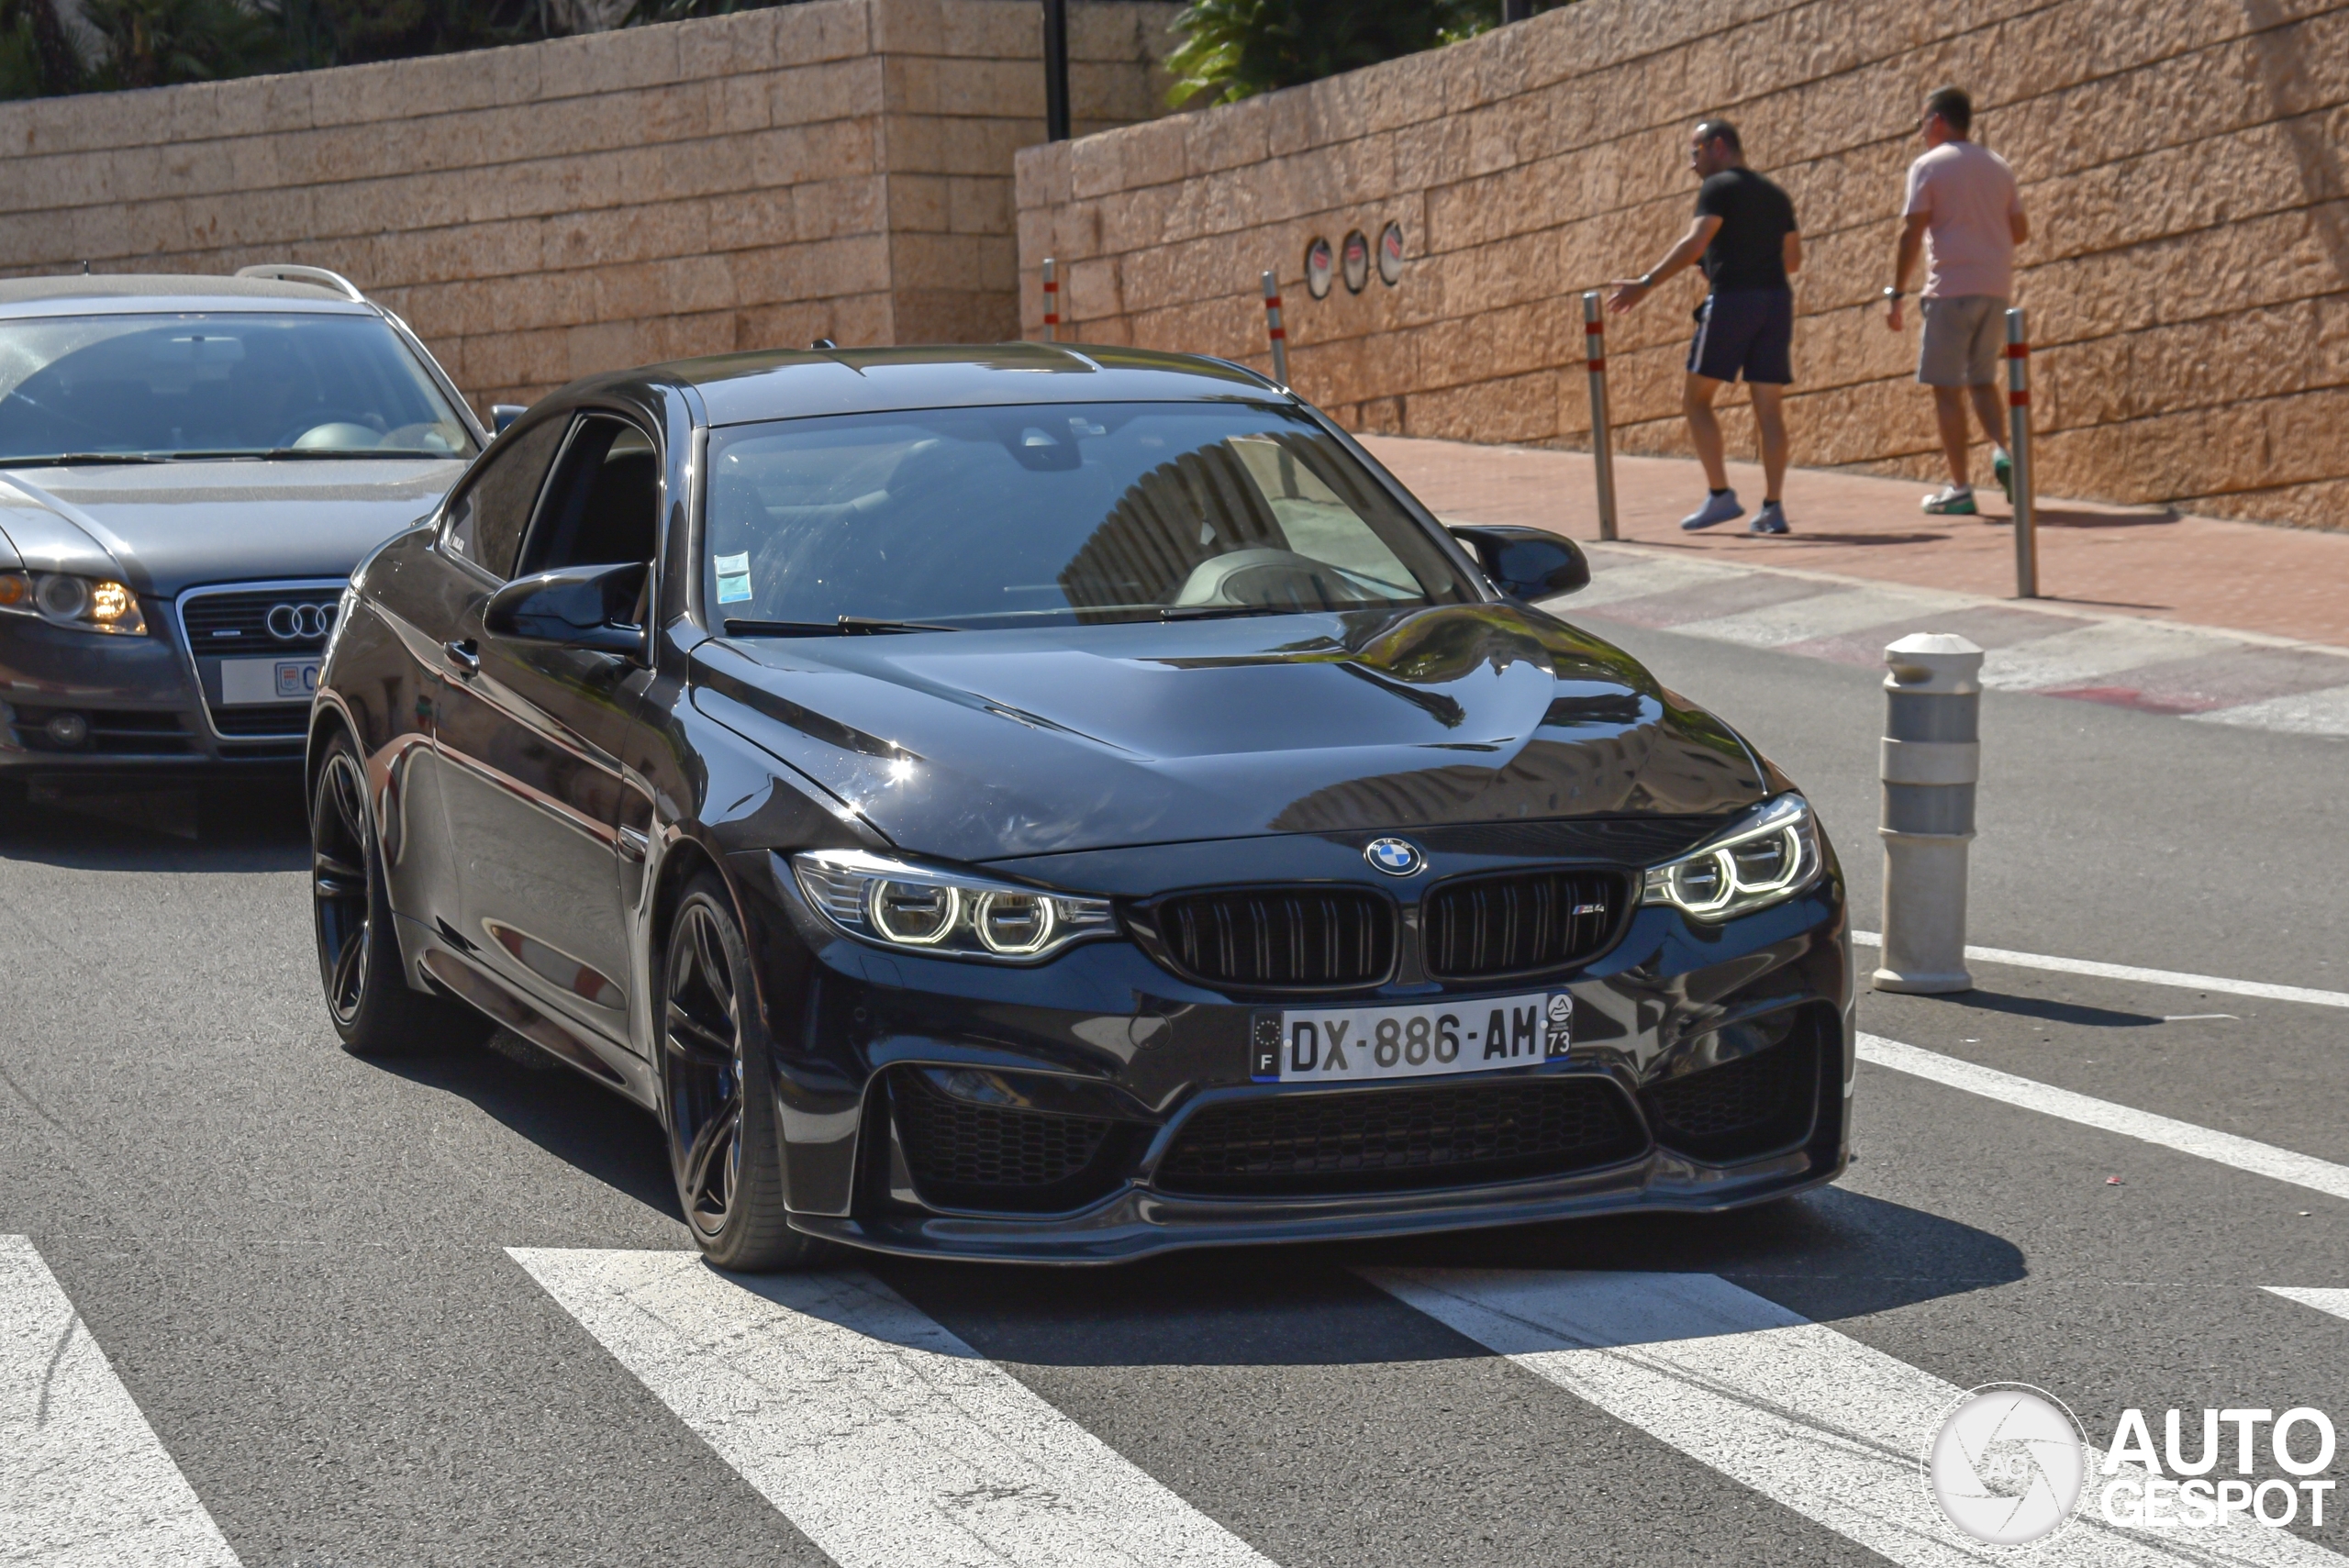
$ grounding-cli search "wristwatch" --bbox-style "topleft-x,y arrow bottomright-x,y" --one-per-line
1882,286 -> 1906,301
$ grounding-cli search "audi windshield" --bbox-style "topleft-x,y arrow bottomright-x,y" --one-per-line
703,403 -> 1480,633
0,312 -> 477,463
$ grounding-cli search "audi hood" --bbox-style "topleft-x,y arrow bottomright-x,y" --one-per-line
690,601 -> 1776,863
0,458 -> 468,598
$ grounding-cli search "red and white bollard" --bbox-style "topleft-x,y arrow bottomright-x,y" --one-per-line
2005,306 -> 2037,599
1262,271 -> 1290,386
1583,290 -> 1619,542
1041,257 -> 1059,343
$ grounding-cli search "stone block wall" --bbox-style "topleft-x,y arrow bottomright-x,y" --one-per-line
0,0 -> 1179,412
1016,0 -> 2349,530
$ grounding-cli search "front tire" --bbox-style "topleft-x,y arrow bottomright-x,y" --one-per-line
310,728 -> 489,1057
660,872 -> 822,1271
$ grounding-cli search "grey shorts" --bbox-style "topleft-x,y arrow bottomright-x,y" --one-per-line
1918,295 -> 2007,386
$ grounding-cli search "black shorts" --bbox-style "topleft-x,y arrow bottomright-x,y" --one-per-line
1687,288 -> 1794,384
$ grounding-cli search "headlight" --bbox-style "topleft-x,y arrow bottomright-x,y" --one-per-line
789,849 -> 1115,961
0,571 -> 148,635
1642,794 -> 1822,921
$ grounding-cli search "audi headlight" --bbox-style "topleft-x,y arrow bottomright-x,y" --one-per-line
789,850 -> 1114,961
1642,794 -> 1822,921
0,571 -> 148,635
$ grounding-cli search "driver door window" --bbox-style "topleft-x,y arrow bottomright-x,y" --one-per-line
444,417 -> 566,578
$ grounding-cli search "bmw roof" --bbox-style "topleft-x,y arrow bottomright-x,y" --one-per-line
654,343 -> 1285,427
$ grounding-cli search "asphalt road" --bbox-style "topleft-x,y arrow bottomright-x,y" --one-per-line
3,618 -> 2345,1567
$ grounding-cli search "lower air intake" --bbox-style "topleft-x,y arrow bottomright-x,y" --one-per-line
887,1069 -> 1132,1214
1642,1034 -> 1820,1162
1155,1076 -> 1646,1196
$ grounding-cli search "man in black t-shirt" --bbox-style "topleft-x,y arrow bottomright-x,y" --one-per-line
1609,119 -> 1804,534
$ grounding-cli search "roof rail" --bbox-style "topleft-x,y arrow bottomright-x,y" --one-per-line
233,263 -> 366,302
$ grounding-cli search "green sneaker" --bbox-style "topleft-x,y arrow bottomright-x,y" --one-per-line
1993,449 -> 2014,505
1921,485 -> 1979,516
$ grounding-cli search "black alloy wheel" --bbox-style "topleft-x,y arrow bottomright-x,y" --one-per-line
309,728 -> 489,1057
659,873 -> 819,1271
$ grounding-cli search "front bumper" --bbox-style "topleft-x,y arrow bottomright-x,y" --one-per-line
1,611 -> 310,773
742,842 -> 1854,1265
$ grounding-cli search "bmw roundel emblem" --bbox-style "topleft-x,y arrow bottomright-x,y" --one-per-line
1364,837 -> 1424,876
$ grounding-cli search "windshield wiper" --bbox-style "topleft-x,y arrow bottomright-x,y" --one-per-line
136,448 -> 465,462
3,452 -> 166,466
725,616 -> 966,638
1156,604 -> 1309,620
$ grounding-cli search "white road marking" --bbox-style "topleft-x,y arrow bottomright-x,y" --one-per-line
509,1248 -> 1275,1568
2265,1287 -> 2349,1322
0,1235 -> 241,1568
1672,584 -> 1968,649
1858,1034 -> 2349,1203
1977,618 -> 2240,692
2188,683 -> 2349,737
1850,930 -> 2349,1010
1542,552 -> 1744,609
1364,1268 -> 2345,1566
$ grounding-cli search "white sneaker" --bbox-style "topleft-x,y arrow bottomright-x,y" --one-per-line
1920,484 -> 1978,516
1680,490 -> 1742,530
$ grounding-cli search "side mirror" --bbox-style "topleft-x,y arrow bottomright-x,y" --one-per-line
1448,524 -> 1590,600
484,562 -> 647,657
490,403 -> 527,435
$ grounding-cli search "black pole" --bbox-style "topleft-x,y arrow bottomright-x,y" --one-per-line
1502,0 -> 1532,19
1043,0 -> 1071,142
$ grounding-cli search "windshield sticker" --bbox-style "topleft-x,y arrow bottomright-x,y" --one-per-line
715,552 -> 751,575
716,573 -> 753,604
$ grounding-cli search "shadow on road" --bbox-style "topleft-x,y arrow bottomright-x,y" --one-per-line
1914,989 -> 2164,1029
0,777 -> 308,873
882,1186 -> 2024,1367
374,1032 -> 683,1223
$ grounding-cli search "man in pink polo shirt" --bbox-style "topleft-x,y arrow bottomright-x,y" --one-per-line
1884,86 -> 2029,517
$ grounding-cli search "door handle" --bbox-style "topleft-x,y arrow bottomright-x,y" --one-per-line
444,638 -> 480,675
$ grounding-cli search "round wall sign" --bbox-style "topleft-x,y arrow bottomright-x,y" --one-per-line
1305,238 -> 1334,300
1378,221 -> 1405,285
1341,229 -> 1371,294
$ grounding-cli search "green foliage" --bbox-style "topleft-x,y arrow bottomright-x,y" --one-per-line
82,0 -> 276,87
1165,0 -> 1566,106
0,0 -> 88,96
621,0 -> 785,28
264,0 -> 542,72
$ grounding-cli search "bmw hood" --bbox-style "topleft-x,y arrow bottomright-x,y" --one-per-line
0,458 -> 467,596
690,602 -> 1773,863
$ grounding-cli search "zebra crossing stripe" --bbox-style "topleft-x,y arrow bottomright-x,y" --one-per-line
1859,1034 -> 2349,1203
2265,1287 -> 2349,1323
0,1235 -> 241,1568
1362,1268 -> 2346,1567
508,1248 -> 1275,1568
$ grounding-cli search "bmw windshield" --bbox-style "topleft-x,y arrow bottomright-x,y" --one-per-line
0,311 -> 477,463
703,403 -> 1480,633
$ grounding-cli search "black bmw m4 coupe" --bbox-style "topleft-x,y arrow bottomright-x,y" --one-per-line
306,343 -> 1852,1268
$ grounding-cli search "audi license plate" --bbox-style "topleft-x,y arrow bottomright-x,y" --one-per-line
219,656 -> 320,706
1251,992 -> 1571,1084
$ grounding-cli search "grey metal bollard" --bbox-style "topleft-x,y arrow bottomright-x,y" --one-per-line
1582,291 -> 1619,542
2005,307 -> 2038,599
1262,271 -> 1291,387
1041,257 -> 1059,343
1874,632 -> 1982,995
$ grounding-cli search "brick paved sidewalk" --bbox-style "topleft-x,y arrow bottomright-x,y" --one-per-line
1364,436 -> 2349,651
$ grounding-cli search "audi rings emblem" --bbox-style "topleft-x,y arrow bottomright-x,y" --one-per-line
266,601 -> 338,641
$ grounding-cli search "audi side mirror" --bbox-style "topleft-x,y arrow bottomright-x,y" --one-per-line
484,562 -> 647,657
1448,524 -> 1591,600
490,403 -> 527,435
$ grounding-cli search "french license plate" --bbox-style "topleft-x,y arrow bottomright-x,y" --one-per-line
219,656 -> 320,706
1250,992 -> 1571,1084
